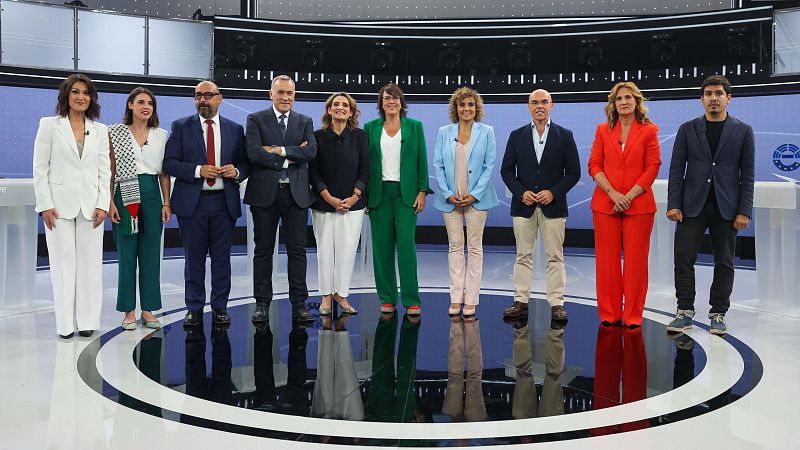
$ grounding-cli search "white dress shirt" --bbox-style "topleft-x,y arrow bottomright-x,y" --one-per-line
273,105 -> 291,173
532,119 -> 551,163
380,128 -> 402,182
195,114 -> 223,190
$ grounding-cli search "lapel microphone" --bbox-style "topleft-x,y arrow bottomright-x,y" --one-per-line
84,130 -> 90,136
454,137 -> 458,142
143,140 -> 148,146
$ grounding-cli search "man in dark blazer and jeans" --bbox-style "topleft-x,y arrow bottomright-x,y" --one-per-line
245,75 -> 317,323
501,89 -> 581,322
666,75 -> 755,336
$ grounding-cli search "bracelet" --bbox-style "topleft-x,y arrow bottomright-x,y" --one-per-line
353,191 -> 362,198
163,205 -> 171,209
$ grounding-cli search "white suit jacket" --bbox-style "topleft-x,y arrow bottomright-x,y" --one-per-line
33,116 -> 111,220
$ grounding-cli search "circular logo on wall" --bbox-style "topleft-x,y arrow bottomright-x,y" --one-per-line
773,144 -> 800,172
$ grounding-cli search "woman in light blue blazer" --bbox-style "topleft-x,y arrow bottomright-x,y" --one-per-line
433,87 -> 499,316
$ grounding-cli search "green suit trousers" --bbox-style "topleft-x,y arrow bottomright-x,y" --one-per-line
369,181 -> 421,307
112,174 -> 164,312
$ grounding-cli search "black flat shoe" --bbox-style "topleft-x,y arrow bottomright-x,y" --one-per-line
78,330 -> 93,337
59,332 -> 74,339
212,308 -> 231,326
292,305 -> 314,322
251,303 -> 269,324
183,309 -> 204,328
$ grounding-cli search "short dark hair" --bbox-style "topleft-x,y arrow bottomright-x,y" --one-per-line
56,74 -> 100,120
123,87 -> 159,128
701,75 -> 731,95
376,83 -> 408,119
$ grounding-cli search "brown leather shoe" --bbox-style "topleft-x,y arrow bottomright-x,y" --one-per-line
551,305 -> 568,322
503,301 -> 529,318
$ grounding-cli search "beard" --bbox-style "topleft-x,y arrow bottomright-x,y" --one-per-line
197,104 -> 215,119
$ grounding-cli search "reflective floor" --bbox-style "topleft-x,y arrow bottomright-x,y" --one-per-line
0,250 -> 794,449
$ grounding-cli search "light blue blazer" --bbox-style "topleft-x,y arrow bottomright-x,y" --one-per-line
432,121 -> 500,213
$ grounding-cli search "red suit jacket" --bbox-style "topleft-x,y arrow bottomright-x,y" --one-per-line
588,120 -> 661,215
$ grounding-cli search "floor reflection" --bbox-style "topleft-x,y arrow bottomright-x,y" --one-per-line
94,292 -> 767,444
592,324 -> 649,435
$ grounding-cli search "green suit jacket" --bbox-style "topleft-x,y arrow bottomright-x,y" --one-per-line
364,116 -> 432,209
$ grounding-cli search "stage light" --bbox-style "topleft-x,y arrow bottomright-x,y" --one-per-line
578,39 -> 604,69
507,41 -> 532,73
651,33 -> 677,64
231,34 -> 256,66
727,26 -> 756,58
371,42 -> 394,72
301,39 -> 324,70
438,42 -> 462,72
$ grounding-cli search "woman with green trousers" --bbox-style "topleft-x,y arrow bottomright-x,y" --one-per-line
107,87 -> 172,330
364,83 -> 432,315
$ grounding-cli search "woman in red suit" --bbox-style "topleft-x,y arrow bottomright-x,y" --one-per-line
588,81 -> 661,327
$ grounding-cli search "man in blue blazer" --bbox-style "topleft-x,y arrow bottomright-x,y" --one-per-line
164,80 -> 250,327
500,89 -> 581,322
244,75 -> 317,323
666,75 -> 755,336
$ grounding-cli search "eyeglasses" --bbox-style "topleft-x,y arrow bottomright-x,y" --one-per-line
382,95 -> 400,103
193,92 -> 220,100
529,100 -> 550,106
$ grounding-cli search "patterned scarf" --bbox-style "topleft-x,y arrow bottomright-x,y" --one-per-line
109,124 -> 141,235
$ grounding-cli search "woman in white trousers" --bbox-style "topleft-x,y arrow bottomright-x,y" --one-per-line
33,74 -> 110,338
433,87 -> 499,317
309,92 -> 370,316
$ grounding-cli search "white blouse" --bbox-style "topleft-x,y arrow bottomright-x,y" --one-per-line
380,128 -> 402,182
132,127 -> 168,175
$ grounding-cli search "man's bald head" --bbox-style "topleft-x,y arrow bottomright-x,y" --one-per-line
528,89 -> 553,124
194,80 -> 222,119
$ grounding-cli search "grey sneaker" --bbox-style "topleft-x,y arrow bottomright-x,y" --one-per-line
666,309 -> 695,333
672,333 -> 695,351
709,313 -> 727,335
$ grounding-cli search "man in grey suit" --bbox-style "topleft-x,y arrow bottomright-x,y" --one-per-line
244,75 -> 317,323
665,75 -> 754,336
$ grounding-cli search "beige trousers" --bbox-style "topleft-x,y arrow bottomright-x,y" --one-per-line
443,206 -> 488,305
512,207 -> 566,306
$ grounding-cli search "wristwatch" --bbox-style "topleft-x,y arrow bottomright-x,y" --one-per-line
270,144 -> 277,153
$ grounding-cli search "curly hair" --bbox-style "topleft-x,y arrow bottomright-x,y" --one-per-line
56,74 -> 100,120
447,86 -> 484,123
321,92 -> 360,131
604,81 -> 652,130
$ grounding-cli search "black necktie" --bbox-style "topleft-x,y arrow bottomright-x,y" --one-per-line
278,114 -> 287,140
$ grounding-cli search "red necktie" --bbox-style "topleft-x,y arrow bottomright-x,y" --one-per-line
205,119 -> 216,186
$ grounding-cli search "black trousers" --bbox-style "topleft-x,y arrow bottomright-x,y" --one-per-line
251,185 -> 309,306
673,201 -> 737,314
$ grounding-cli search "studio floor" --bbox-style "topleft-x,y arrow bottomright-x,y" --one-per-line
0,249 -> 797,449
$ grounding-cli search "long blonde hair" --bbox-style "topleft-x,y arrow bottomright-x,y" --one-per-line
605,81 -> 652,130
321,92 -> 360,131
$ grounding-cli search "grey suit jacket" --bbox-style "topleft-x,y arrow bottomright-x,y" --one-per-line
667,115 -> 755,221
243,107 -> 317,208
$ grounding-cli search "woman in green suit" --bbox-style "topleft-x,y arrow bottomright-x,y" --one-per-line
364,83 -> 431,315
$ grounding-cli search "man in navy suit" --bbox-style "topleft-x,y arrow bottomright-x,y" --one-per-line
244,75 -> 317,323
164,80 -> 250,328
666,75 -> 754,336
501,89 -> 581,322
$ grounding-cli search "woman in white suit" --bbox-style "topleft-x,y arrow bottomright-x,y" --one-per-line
33,74 -> 111,339
433,87 -> 499,317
